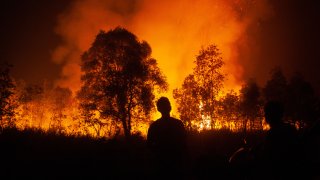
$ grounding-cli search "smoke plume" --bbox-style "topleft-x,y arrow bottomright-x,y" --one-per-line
52,0 -> 273,100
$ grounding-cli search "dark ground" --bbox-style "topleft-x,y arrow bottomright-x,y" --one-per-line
0,127 -> 318,179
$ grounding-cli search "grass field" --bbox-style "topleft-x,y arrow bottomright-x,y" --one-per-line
0,127 -> 275,179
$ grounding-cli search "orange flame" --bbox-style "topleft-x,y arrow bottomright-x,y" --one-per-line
52,0 -> 272,114
14,0 -> 274,136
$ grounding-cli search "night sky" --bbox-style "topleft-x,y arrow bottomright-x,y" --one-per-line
0,0 -> 70,84
1,0 -> 320,93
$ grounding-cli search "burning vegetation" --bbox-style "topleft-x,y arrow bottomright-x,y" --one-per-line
1,1 -> 320,179
1,27 -> 319,139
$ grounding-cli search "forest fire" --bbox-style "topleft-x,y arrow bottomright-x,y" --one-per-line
52,0 -> 272,102
40,0 -> 271,137
10,63 -> 266,137
50,1 -> 267,134
2,0 -> 315,138
2,1 -> 320,179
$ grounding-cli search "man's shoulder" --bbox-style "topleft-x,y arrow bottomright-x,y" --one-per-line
151,117 -> 183,125
170,117 -> 179,121
150,119 -> 160,127
148,120 -> 161,135
170,117 -> 184,126
170,117 -> 182,122
150,118 -> 165,127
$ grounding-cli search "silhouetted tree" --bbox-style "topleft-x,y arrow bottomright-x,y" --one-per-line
194,45 -> 225,127
18,83 -> 44,104
217,90 -> 240,129
286,73 -> 319,129
77,27 -> 167,139
262,68 -> 319,129
263,68 -> 288,104
174,45 -> 225,130
0,62 -> 15,127
173,75 -> 200,131
239,79 -> 263,131
16,83 -> 45,128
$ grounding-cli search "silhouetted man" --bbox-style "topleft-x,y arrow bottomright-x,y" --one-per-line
301,119 -> 320,179
147,97 -> 186,177
256,101 -> 299,179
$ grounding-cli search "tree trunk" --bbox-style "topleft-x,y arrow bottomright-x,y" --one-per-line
121,117 -> 131,140
243,118 -> 248,134
119,91 -> 131,140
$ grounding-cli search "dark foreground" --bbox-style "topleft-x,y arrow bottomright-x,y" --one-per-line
0,128 -> 319,179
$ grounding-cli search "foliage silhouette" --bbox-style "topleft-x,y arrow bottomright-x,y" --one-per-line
194,45 -> 225,127
174,44 -> 225,130
263,68 -> 319,129
217,90 -> 240,127
77,27 -> 167,139
263,68 -> 288,104
286,73 -> 319,128
0,62 -> 16,127
239,79 -> 263,132
173,75 -> 200,131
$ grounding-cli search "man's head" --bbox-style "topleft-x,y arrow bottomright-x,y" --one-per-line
156,97 -> 171,116
264,101 -> 284,127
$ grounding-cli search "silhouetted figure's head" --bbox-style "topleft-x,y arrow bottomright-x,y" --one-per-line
157,97 -> 171,117
264,101 -> 284,128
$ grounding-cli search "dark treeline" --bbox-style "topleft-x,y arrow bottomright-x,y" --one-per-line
174,49 -> 320,133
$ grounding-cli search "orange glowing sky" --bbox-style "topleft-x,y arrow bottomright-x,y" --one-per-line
51,0 -> 273,115
2,0 -> 320,105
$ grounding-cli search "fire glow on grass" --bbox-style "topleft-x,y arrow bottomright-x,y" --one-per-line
12,86 -> 269,137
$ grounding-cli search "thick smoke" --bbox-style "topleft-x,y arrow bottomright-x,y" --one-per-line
238,0 -> 320,93
52,0 -> 273,93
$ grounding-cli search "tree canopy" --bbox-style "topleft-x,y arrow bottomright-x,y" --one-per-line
174,44 -> 225,130
77,27 -> 167,138
0,62 -> 16,127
